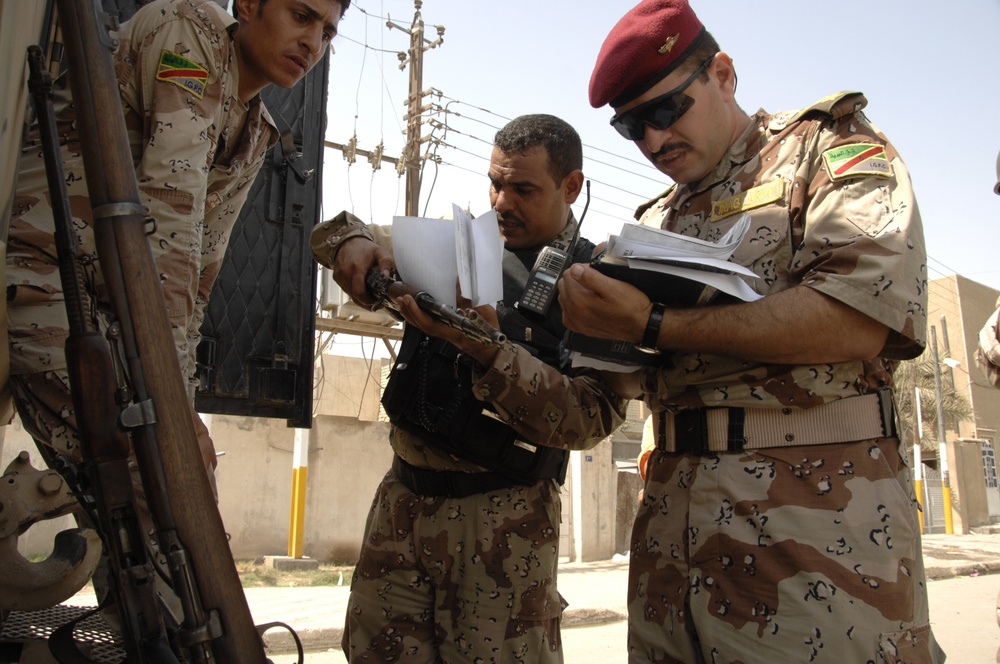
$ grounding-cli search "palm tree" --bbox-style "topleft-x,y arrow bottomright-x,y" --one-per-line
893,355 -> 973,454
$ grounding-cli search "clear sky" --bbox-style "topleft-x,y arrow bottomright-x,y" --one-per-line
318,0 -> 1000,327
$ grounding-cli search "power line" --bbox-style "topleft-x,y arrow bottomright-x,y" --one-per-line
331,5 -> 978,302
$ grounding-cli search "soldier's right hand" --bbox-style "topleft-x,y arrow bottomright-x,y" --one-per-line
334,237 -> 394,308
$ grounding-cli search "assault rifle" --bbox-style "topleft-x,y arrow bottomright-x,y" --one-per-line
31,1 -> 278,661
366,269 -> 507,346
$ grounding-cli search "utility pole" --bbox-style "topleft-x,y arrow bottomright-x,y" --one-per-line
912,365 -> 925,534
389,0 -> 444,215
325,1 -> 443,216
939,315 -> 958,431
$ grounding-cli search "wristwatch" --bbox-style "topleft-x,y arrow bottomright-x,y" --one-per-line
637,302 -> 665,353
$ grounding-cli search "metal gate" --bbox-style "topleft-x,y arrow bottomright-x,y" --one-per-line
96,0 -> 327,430
982,441 -> 1000,519
194,50 -> 330,428
921,467 -> 946,535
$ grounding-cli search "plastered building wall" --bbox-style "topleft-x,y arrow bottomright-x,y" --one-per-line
928,275 -> 1000,529
7,352 -> 622,563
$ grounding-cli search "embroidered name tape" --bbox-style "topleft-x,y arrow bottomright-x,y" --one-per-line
822,143 -> 893,181
156,49 -> 209,99
710,179 -> 785,222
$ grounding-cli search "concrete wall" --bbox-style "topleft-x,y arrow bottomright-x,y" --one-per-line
212,413 -> 394,563
213,353 -> 392,563
5,351 -> 633,564
575,441 -> 617,562
301,416 -> 393,562
948,438 -> 990,533
615,468 -> 642,555
929,276 -> 1000,447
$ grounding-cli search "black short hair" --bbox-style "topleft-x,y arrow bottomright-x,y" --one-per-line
493,114 -> 583,184
233,0 -> 352,21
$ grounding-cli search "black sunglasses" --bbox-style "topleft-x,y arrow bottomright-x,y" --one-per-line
609,56 -> 716,141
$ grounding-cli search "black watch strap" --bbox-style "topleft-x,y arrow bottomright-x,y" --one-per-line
640,303 -> 666,350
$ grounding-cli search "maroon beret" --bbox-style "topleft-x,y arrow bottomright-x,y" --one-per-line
589,0 -> 706,109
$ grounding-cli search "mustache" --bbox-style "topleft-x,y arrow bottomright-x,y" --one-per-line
650,142 -> 690,159
496,213 -> 524,227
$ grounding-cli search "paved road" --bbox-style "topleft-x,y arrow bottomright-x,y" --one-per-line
928,573 -> 1000,663
268,574 -> 1000,663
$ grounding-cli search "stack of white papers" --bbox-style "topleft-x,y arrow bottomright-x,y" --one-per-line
391,205 -> 504,308
601,212 -> 761,303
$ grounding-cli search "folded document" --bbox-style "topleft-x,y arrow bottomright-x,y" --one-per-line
565,213 -> 761,370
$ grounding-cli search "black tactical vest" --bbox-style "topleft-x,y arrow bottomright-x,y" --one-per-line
380,235 -> 596,487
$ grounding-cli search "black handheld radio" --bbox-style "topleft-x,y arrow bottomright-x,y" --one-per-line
515,180 -> 591,317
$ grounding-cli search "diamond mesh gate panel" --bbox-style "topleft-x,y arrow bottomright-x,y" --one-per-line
194,56 -> 328,428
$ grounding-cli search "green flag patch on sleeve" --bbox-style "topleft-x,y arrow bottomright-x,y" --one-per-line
822,143 -> 893,181
156,49 -> 209,99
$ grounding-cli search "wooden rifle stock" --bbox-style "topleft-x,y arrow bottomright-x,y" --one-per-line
54,1 -> 267,661
28,41 -> 176,660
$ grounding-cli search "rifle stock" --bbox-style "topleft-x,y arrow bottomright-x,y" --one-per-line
55,1 -> 267,661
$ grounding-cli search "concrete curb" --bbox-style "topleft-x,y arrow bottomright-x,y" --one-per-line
264,626 -> 343,654
253,533 -> 1000,657
262,608 -> 631,655
924,561 -> 1000,581
562,607 -> 627,629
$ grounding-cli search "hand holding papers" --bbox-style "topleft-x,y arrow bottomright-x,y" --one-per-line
391,205 -> 504,307
565,213 -> 762,370
595,212 -> 761,303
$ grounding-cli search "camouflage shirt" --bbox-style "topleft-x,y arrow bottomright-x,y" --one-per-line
617,92 -> 927,411
977,299 -> 1000,387
8,0 -> 278,386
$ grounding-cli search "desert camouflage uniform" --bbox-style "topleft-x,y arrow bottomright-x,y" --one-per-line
312,214 -> 628,663
976,299 -> 1000,387
612,93 -> 943,663
7,0 -> 278,461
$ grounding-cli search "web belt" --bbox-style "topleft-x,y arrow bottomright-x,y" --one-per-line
391,455 -> 530,498
655,388 -> 898,455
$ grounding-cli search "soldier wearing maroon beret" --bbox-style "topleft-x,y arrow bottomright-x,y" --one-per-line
559,1 -> 944,662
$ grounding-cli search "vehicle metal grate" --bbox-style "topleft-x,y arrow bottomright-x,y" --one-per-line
1,605 -> 126,663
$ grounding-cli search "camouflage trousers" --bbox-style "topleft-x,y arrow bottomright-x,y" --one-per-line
628,437 -> 945,664
6,288 -> 218,473
343,468 -> 566,663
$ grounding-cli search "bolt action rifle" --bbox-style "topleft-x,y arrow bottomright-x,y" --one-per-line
28,40 -> 183,663
366,269 -> 507,346
34,1 -> 282,661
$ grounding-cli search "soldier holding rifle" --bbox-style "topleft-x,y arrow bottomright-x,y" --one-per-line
5,0 -> 348,646
312,114 -> 629,663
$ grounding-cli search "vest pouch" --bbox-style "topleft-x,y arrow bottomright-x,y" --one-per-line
381,326 -> 568,485
382,327 -> 482,437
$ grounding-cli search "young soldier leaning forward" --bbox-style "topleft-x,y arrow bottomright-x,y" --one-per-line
7,0 -> 346,623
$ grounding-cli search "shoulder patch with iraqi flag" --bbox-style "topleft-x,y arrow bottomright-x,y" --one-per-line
156,49 -> 209,98
822,143 -> 893,181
